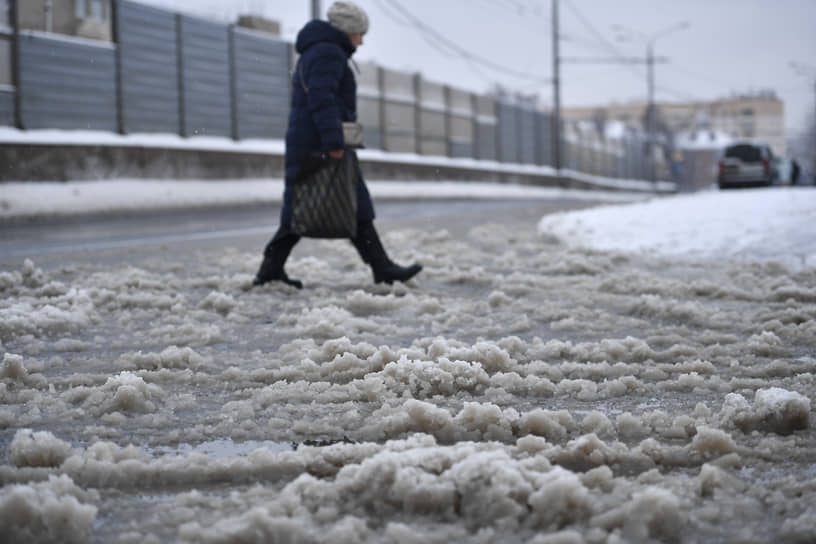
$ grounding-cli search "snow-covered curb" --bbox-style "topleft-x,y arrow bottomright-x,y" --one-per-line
0,179 -> 650,220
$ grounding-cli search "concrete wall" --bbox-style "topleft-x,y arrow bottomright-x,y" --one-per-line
1,142 -> 641,193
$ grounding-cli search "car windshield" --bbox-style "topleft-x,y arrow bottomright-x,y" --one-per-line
725,144 -> 762,162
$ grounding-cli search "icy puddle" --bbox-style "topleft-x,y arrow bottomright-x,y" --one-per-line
1,219 -> 815,543
146,439 -> 293,459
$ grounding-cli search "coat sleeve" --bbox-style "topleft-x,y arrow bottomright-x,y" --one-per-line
304,45 -> 346,151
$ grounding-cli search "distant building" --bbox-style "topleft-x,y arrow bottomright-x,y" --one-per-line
14,1 -> 282,42
1,1 -> 13,94
18,0 -> 113,41
563,92 -> 786,156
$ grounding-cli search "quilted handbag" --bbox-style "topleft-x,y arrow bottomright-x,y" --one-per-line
291,151 -> 358,239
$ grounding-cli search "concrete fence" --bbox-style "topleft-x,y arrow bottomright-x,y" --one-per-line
0,0 -> 654,182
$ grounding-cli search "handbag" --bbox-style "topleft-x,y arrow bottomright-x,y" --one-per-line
290,151 -> 359,239
342,122 -> 365,148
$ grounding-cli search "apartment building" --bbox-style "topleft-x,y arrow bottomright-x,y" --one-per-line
1,1 -> 12,98
563,92 -> 786,156
16,0 -> 112,41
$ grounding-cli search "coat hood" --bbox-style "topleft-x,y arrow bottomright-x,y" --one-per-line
295,20 -> 355,57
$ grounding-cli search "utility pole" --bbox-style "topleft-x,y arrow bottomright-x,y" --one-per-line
789,61 -> 816,181
44,0 -> 53,32
646,41 -> 656,183
312,0 -> 321,20
551,0 -> 562,171
563,21 -> 688,187
10,0 -> 22,129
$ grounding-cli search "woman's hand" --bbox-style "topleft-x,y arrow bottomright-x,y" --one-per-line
328,149 -> 345,159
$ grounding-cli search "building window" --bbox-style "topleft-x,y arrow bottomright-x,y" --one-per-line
76,0 -> 106,21
91,0 -> 104,20
742,108 -> 754,116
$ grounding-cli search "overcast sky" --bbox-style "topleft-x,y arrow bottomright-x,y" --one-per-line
139,0 -> 816,139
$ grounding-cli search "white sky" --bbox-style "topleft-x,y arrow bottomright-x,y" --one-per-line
135,0 -> 816,137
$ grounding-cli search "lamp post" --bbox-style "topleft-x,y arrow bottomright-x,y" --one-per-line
614,21 -> 690,184
790,61 -> 816,179
311,0 -> 320,20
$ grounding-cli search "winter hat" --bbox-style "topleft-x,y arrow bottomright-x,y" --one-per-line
327,1 -> 369,35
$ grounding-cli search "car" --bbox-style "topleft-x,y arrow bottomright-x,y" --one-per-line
717,142 -> 776,189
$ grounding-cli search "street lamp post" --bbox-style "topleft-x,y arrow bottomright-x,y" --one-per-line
312,0 -> 321,20
645,22 -> 689,184
790,61 -> 816,179
615,21 -> 690,184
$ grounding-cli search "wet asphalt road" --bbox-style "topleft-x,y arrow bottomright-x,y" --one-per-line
0,198 -> 606,269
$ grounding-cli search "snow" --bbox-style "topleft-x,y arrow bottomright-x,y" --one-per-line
2,131 -> 816,542
538,187 -> 816,271
674,129 -> 734,151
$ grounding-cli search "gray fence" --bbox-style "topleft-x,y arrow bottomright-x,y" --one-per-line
0,1 -> 12,126
232,27 -> 291,140
1,0 -> 654,181
116,0 -> 180,134
18,31 -> 118,131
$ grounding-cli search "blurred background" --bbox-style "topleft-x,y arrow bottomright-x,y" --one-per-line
1,0 -> 814,190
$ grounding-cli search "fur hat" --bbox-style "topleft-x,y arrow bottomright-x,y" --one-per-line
327,1 -> 369,35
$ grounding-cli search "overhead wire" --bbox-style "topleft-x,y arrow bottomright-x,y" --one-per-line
374,0 -> 552,85
560,0 -> 709,104
561,0 -> 645,82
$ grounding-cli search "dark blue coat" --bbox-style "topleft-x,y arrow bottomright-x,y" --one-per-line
280,20 -> 374,228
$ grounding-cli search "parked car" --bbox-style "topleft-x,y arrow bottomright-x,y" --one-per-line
717,142 -> 777,189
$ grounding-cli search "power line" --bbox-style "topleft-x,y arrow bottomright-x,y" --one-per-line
374,0 -> 552,85
561,0 -> 641,77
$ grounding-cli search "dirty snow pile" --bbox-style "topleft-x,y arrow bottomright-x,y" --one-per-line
2,194 -> 816,542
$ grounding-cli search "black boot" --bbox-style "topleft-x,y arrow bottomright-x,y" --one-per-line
351,221 -> 422,285
253,230 -> 303,289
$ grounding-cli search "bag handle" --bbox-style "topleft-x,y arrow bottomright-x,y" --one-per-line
298,61 -> 309,94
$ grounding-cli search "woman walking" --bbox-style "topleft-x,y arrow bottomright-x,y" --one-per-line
254,1 -> 422,289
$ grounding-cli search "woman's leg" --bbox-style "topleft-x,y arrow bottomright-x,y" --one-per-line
253,226 -> 303,289
351,220 -> 422,284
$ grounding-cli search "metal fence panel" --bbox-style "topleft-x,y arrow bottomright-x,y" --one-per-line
450,141 -> 473,159
358,94 -> 382,150
382,68 -> 415,153
518,106 -> 536,164
535,111 -> 552,166
498,102 -> 519,163
383,100 -> 415,153
0,90 -> 12,125
474,95 -> 496,161
0,28 -> 12,125
475,122 -> 496,161
232,29 -> 290,139
117,0 -> 180,134
449,115 -> 473,159
18,32 -> 117,131
448,88 -> 474,159
179,15 -> 231,137
0,34 -> 11,86
356,62 -> 382,150
418,109 -> 445,155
